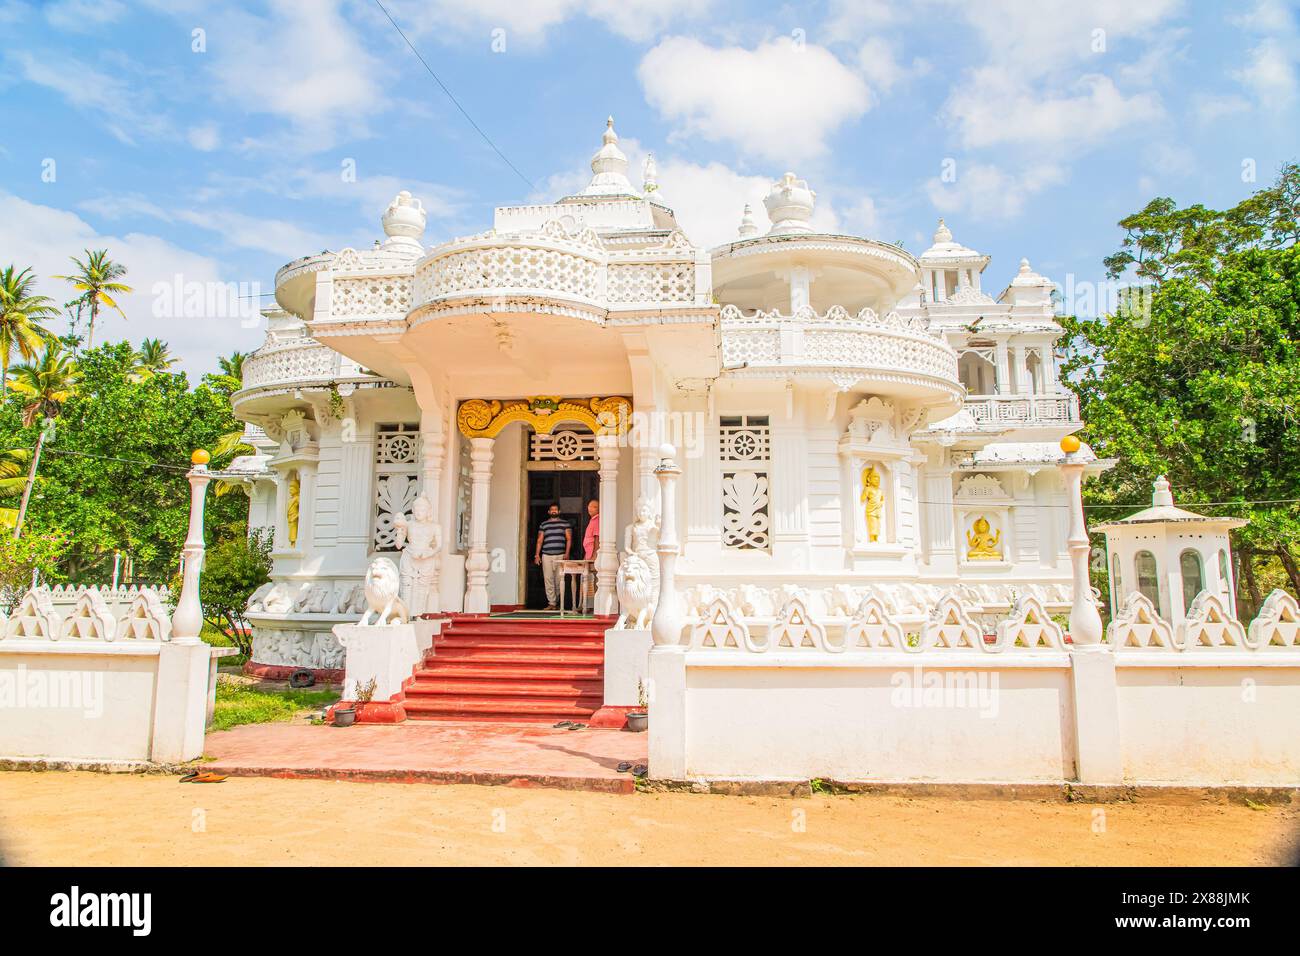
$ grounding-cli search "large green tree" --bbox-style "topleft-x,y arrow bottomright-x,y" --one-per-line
54,249 -> 131,348
0,342 -> 246,581
1063,164 -> 1300,610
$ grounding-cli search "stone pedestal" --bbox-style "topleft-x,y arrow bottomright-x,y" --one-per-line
333,622 -> 423,723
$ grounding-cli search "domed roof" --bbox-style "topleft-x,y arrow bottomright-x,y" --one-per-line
581,116 -> 635,197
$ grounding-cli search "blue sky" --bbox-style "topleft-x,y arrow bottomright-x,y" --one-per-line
1,0 -> 1297,378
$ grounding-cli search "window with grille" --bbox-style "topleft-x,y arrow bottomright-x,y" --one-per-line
719,415 -> 771,551
372,423 -> 420,552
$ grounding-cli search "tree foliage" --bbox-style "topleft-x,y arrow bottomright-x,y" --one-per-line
0,342 -> 246,582
1064,164 -> 1300,606
181,527 -> 272,657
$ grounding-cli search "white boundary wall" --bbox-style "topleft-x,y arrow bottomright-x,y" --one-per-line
0,587 -> 232,763
648,590 -> 1300,787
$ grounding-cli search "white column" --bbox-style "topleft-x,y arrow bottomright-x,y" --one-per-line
272,472 -> 290,552
995,339 -> 1010,394
595,434 -> 619,615
922,466 -> 957,573
171,452 -> 212,644
295,462 -> 318,556
419,419 -> 446,610
1012,344 -> 1026,394
651,444 -> 684,648
1060,449 -> 1103,646
464,436 -> 494,613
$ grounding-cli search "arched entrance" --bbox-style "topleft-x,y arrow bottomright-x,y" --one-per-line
455,396 -> 632,614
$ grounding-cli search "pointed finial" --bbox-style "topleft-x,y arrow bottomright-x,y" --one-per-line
737,203 -> 759,238
1019,257 -> 1032,274
933,218 -> 953,244
642,152 -> 658,194
1153,475 -> 1174,507
583,114 -> 632,196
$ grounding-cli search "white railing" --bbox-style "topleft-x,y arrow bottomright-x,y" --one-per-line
965,392 -> 1080,425
237,338 -> 370,391
719,304 -> 959,385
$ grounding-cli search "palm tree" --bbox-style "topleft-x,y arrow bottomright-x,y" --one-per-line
9,343 -> 79,538
0,265 -> 58,399
54,249 -> 131,348
0,447 -> 32,530
132,338 -> 176,378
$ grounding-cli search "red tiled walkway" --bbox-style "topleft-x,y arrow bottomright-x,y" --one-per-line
203,720 -> 648,794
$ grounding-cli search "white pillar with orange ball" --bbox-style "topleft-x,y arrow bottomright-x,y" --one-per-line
153,449 -> 228,762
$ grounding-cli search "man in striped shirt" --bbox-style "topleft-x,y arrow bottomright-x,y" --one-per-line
534,504 -> 572,610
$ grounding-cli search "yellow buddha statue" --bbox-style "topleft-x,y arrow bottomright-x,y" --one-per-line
860,465 -> 883,543
966,516 -> 1001,560
287,477 -> 301,547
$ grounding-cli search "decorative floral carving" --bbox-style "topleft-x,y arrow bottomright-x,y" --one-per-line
721,471 -> 770,550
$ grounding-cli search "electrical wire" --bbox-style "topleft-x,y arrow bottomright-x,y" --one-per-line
370,0 -> 536,192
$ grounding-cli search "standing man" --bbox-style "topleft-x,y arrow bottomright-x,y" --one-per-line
535,503 -> 571,611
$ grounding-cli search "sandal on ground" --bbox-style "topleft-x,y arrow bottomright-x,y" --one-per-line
631,764 -> 647,777
617,761 -> 633,773
191,771 -> 228,783
553,720 -> 575,729
567,723 -> 586,731
178,770 -> 200,783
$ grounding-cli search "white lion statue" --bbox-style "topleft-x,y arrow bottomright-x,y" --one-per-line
360,557 -> 409,627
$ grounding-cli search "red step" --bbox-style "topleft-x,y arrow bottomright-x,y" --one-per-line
402,614 -> 609,723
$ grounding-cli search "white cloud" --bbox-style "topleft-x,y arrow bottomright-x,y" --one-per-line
1233,38 -> 1298,109
943,70 -> 1162,152
0,192 -> 263,377
187,123 -> 220,152
43,0 -> 125,31
388,0 -> 711,45
5,50 -> 169,145
926,162 -> 1065,221
856,36 -> 929,97
199,0 -> 386,151
172,209 -> 332,260
1191,92 -> 1251,125
639,36 -> 871,164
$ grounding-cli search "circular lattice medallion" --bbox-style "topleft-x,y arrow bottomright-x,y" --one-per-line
551,430 -> 582,460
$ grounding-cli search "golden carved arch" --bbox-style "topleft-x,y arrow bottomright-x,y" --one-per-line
457,396 -> 632,439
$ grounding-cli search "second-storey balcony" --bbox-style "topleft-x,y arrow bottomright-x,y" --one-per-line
232,335 -> 382,415
964,392 -> 1081,426
719,304 -> 963,412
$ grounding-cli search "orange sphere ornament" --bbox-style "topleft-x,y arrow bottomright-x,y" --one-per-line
191,449 -> 211,466
1059,434 -> 1081,455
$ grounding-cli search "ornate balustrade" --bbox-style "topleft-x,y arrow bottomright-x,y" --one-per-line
965,392 -> 1080,426
237,337 -> 374,393
719,304 -> 960,396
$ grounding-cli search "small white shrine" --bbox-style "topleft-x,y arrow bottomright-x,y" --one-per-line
1094,476 -> 1245,625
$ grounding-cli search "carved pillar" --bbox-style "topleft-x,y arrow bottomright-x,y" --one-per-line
464,437 -> 494,614
1012,343 -> 1026,394
1061,445 -> 1103,646
272,472 -> 290,552
651,445 -> 684,647
994,339 -> 1010,395
595,434 -> 620,615
171,452 -> 212,644
922,464 -> 958,573
419,419 -> 445,610
295,462 -> 318,556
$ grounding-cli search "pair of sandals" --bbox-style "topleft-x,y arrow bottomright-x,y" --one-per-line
552,720 -> 587,730
179,770 -> 228,784
617,762 -> 647,776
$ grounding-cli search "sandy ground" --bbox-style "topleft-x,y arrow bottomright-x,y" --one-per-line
0,772 -> 1295,866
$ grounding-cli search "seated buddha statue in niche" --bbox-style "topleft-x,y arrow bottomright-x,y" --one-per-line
860,465 -> 883,543
966,516 -> 1002,560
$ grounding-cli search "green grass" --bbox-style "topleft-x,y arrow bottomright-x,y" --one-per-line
211,680 -> 339,733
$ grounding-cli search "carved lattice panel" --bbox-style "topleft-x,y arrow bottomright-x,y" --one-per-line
373,423 -> 420,552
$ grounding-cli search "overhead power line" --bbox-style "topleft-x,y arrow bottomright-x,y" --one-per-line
370,0 -> 536,192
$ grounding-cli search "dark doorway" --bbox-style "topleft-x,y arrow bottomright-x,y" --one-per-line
525,469 -> 599,609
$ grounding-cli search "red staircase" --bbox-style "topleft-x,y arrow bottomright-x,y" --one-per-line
404,615 -> 614,722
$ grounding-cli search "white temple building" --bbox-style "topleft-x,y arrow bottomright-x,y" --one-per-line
230,118 -> 1105,690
